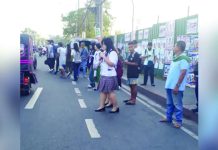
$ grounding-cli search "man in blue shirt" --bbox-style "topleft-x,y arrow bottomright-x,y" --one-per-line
160,41 -> 190,128
79,42 -> 89,78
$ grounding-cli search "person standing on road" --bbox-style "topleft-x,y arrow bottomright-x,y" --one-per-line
71,42 -> 81,81
123,41 -> 141,105
160,41 -> 190,128
57,42 -> 67,78
53,43 -> 59,75
79,42 -> 89,78
116,48 -> 124,89
46,40 -> 55,72
88,42 -> 96,88
66,44 -> 72,77
93,43 -> 102,90
95,37 -> 119,113
141,42 -> 157,86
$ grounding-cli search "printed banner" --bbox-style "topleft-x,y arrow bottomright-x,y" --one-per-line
159,25 -> 166,37
187,18 -> 198,34
125,33 -> 131,42
138,30 -> 144,40
143,29 -> 149,39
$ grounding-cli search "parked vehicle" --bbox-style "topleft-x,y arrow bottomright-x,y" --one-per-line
20,34 -> 38,95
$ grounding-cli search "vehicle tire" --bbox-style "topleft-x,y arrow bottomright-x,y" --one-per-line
24,83 -> 31,95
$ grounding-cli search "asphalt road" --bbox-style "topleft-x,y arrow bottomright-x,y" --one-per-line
20,55 -> 198,150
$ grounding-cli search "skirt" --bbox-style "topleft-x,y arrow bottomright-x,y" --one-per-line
97,76 -> 119,93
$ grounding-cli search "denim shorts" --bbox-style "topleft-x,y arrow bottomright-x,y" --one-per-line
127,78 -> 138,85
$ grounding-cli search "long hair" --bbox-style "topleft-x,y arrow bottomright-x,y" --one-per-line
73,43 -> 79,52
102,37 -> 115,53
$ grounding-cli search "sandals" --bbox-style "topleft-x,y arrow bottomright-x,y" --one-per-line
173,122 -> 182,128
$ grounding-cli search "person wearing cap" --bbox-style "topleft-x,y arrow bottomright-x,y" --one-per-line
140,42 -> 157,86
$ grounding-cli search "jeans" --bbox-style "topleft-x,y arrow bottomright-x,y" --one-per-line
143,65 -> 154,85
73,63 -> 80,81
89,67 -> 95,87
166,89 -> 183,125
79,61 -> 87,77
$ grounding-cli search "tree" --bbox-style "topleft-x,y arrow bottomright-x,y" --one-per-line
62,0 -> 113,39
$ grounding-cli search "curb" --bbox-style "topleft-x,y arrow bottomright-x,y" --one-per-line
122,78 -> 198,123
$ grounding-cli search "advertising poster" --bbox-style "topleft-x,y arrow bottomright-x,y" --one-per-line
141,40 -> 148,50
125,33 -> 131,42
143,29 -> 149,40
186,73 -> 196,88
152,39 -> 157,49
159,48 -> 165,69
159,25 -> 166,37
138,30 -> 144,40
164,49 -> 173,64
187,18 -> 198,34
163,64 -> 171,77
165,21 -> 175,37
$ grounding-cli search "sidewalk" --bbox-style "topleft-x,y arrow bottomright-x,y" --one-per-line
122,68 -> 198,122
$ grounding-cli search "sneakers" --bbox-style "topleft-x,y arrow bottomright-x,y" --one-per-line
88,84 -> 92,88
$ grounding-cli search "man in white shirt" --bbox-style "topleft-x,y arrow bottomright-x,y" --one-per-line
140,42 -> 157,86
160,41 -> 190,128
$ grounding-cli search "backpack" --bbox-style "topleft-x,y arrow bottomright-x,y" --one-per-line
107,50 -> 123,78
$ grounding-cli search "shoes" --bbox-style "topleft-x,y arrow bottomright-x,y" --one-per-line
151,84 -> 155,86
95,107 -> 105,112
93,88 -> 97,91
173,122 -> 182,128
88,84 -> 92,88
141,84 -> 147,86
125,101 -> 136,105
109,107 -> 119,113
105,103 -> 113,108
159,118 -> 172,123
123,100 -> 130,103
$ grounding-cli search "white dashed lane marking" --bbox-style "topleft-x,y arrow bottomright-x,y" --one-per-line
85,119 -> 101,138
25,87 -> 43,109
78,99 -> 87,108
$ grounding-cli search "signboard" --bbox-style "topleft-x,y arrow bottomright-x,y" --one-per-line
186,18 -> 198,34
143,29 -> 149,39
95,27 -> 101,38
159,25 -> 166,37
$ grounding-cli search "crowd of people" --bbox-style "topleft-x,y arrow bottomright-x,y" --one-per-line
43,37 -> 198,128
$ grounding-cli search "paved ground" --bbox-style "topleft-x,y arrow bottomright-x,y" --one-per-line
20,55 -> 198,150
122,69 -> 197,110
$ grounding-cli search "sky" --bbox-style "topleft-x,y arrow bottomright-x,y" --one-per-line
15,0 -> 199,38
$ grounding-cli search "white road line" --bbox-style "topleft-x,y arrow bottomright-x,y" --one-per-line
85,119 -> 101,138
25,87 -> 43,109
72,81 -> 77,85
78,99 -> 87,108
74,88 -> 81,94
121,87 -> 199,141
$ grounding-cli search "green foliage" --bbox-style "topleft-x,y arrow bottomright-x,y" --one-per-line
62,0 -> 113,38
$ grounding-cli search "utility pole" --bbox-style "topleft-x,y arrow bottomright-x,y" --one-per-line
187,5 -> 190,17
131,0 -> 134,41
77,0 -> 80,37
95,0 -> 103,38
